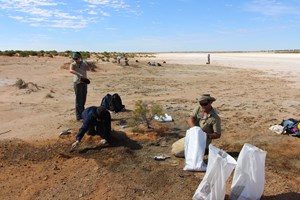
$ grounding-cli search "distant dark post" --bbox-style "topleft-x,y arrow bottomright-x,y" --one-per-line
207,54 -> 210,64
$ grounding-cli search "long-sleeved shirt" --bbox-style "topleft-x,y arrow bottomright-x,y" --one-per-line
76,106 -> 111,142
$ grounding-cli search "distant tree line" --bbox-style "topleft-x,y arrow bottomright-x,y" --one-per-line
95,51 -> 139,62
0,50 -> 146,61
0,50 -> 94,58
268,49 -> 300,53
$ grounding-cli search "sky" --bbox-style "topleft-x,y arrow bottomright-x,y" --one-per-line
0,0 -> 299,52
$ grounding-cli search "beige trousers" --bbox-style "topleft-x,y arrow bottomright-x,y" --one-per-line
172,137 -> 210,157
171,137 -> 185,158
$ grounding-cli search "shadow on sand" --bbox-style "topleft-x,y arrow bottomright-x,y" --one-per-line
78,130 -> 142,154
227,151 -> 240,158
262,192 -> 300,200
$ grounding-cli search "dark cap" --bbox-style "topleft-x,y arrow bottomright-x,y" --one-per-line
93,106 -> 106,119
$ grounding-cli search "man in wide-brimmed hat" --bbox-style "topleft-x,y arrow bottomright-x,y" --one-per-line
172,94 -> 221,157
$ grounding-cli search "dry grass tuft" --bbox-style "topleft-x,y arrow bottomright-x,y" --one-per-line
45,93 -> 54,98
15,78 -> 27,89
14,78 -> 40,92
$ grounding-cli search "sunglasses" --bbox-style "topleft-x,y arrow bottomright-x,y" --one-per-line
200,101 -> 209,106
73,57 -> 79,60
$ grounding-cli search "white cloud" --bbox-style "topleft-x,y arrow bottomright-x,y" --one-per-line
51,19 -> 89,29
245,0 -> 298,16
30,23 -> 41,27
0,0 -> 57,9
0,0 -> 133,29
100,10 -> 110,16
9,15 -> 23,20
21,7 -> 53,17
84,0 -> 110,5
0,0 -> 90,28
54,11 -> 78,19
88,10 -> 98,15
84,0 -> 129,9
29,17 -> 46,22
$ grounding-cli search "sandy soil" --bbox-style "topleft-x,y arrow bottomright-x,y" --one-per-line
0,53 -> 300,199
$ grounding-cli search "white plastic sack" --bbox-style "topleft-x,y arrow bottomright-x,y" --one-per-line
193,144 -> 237,200
154,113 -> 173,122
230,143 -> 267,200
269,124 -> 284,134
183,126 -> 207,171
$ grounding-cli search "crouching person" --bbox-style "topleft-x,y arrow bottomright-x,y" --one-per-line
71,105 -> 111,151
172,94 -> 221,157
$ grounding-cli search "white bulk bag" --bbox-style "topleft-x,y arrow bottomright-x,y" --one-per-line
230,143 -> 267,200
193,144 -> 237,200
183,126 -> 207,171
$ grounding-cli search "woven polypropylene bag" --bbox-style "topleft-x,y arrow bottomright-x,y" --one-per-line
230,143 -> 267,200
193,144 -> 237,200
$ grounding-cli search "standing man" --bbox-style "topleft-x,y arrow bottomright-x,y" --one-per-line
207,54 -> 210,64
172,94 -> 221,157
69,52 -> 90,121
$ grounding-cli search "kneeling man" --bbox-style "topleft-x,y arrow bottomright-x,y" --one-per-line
71,105 -> 111,151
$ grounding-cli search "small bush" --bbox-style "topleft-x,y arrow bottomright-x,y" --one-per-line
86,61 -> 97,71
131,100 -> 164,129
15,78 -> 26,89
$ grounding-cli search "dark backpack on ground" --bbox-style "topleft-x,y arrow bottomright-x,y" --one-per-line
280,118 -> 300,137
109,93 -> 125,113
100,94 -> 112,110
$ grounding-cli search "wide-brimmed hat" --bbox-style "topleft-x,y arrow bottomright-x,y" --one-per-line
196,94 -> 216,102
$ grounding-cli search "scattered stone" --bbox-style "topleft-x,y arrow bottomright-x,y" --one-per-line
53,165 -> 60,170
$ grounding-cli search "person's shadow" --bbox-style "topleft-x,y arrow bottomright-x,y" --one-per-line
78,130 -> 142,154
262,192 -> 300,200
227,151 -> 240,158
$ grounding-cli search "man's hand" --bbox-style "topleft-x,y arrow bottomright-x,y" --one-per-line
70,140 -> 80,152
98,139 -> 109,147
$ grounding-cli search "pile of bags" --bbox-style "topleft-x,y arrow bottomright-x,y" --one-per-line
269,118 -> 300,137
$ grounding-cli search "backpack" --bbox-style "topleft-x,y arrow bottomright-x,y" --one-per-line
109,93 -> 125,113
280,118 -> 300,137
100,94 -> 112,110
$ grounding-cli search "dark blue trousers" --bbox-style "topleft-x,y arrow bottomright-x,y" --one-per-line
73,82 -> 87,120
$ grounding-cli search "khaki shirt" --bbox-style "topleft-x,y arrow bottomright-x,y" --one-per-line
190,106 -> 221,147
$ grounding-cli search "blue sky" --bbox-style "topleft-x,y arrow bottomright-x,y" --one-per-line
0,0 -> 299,52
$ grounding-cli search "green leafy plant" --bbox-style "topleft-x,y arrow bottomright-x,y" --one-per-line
131,100 -> 164,128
